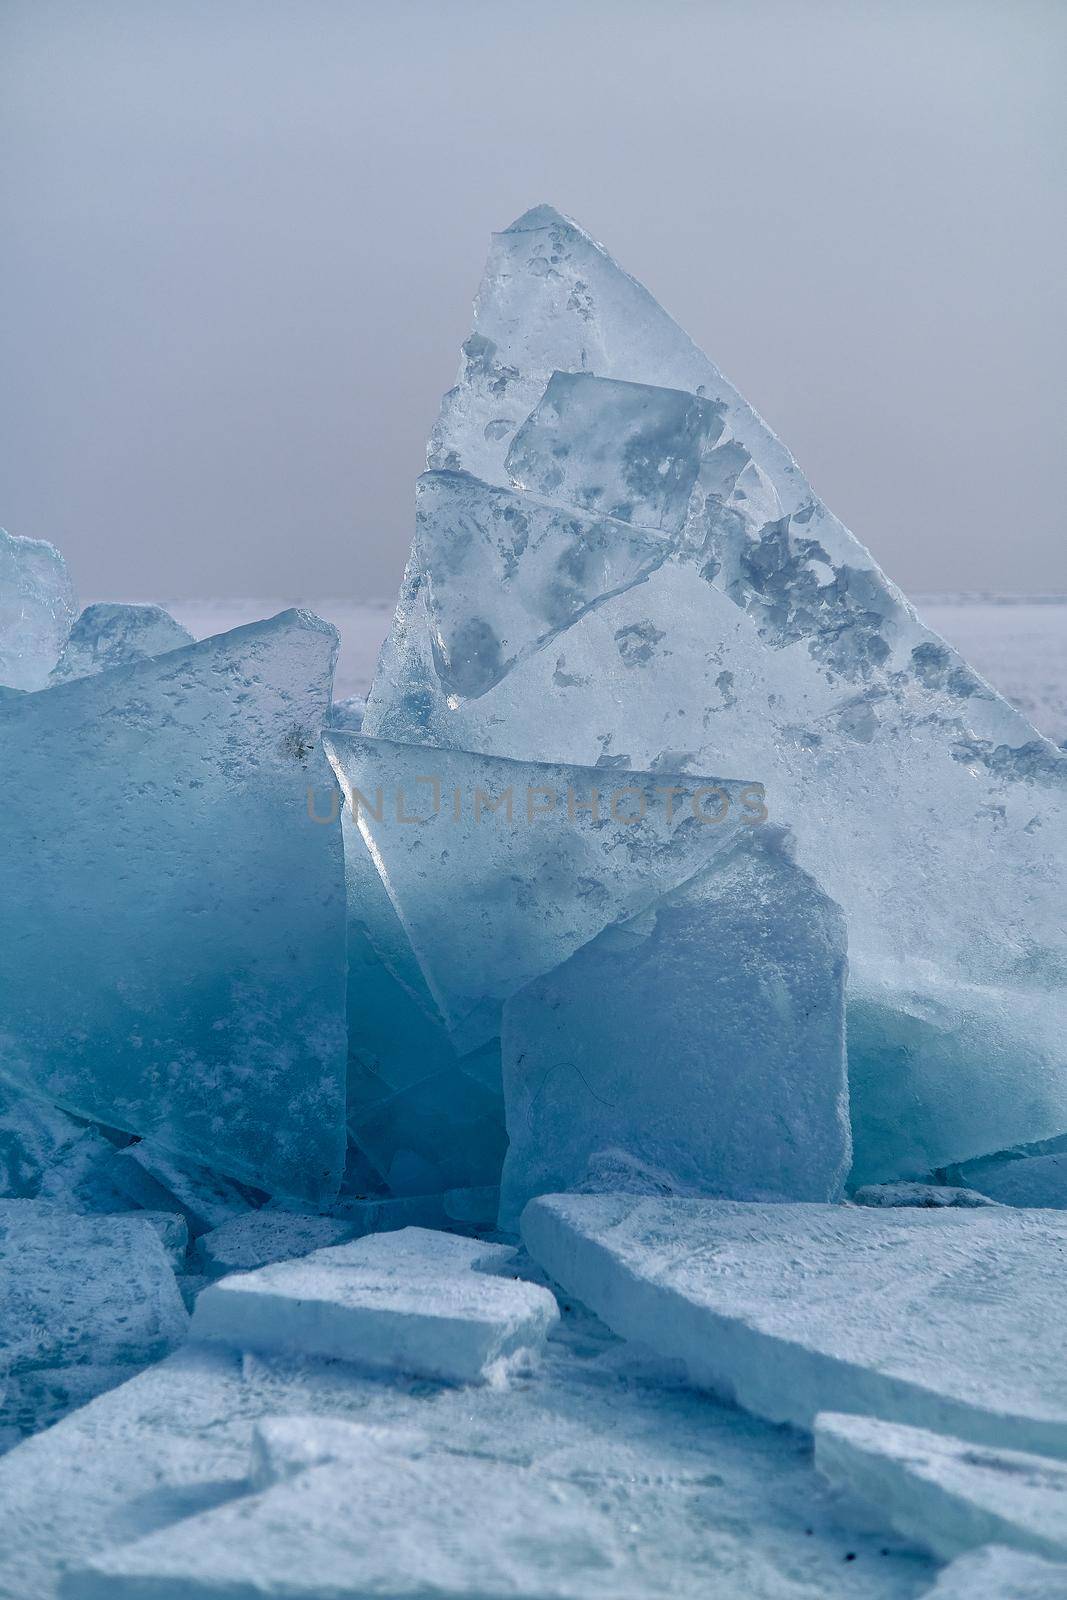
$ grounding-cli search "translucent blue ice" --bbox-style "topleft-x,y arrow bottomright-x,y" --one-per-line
49,602 -> 193,683
0,610 -> 348,1203
499,830 -> 850,1226
367,205 -> 1067,1183
0,527 -> 76,690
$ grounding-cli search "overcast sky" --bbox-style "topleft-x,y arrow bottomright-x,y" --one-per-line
2,0 -> 1064,604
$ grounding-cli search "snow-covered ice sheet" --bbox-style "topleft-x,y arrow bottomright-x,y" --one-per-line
0,610 -> 348,1203
522,1193 -> 1067,1456
190,1227 -> 558,1384
48,603 -> 192,682
0,1299 -> 933,1600
816,1413 -> 1067,1562
66,1416 -> 638,1599
919,1545 -> 1067,1599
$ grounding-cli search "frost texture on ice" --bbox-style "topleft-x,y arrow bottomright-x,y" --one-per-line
920,1545 -> 1067,1600
850,1182 -> 998,1209
68,1417 -> 639,1600
499,830 -> 850,1228
0,1202 -> 187,1442
195,1212 -> 357,1276
365,205 -> 1067,1184
0,1332 -> 933,1599
522,1193 -> 1067,1457
0,610 -> 348,1203
48,602 -> 193,683
815,1412 -> 1067,1563
325,730 -> 769,1056
191,1227 -> 558,1384
0,527 -> 76,690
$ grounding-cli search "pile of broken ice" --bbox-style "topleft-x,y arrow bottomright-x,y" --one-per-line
1,209 -> 1064,1598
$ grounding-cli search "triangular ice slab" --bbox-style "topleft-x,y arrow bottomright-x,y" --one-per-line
0,610 -> 348,1202
366,207 -> 1067,1183
522,1193 -> 1067,1458
324,731 -> 767,1055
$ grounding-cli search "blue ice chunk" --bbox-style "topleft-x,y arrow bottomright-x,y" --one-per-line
368,205 -> 1067,1185
0,527 -> 76,689
49,603 -> 193,683
0,611 -> 348,1203
324,731 -> 769,1056
499,830 -> 850,1227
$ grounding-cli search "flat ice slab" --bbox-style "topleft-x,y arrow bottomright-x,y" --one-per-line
66,1416 -> 637,1600
0,1332 -> 932,1600
0,609 -> 348,1203
191,1227 -> 559,1383
816,1412 -> 1067,1562
522,1193 -> 1067,1457
920,1545 -> 1067,1600
195,1212 -> 357,1276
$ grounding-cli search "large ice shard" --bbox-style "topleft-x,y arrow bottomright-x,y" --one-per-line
0,610 -> 348,1203
48,602 -> 193,683
325,731 -> 770,1056
67,1418 -> 639,1600
499,830 -> 850,1227
366,207 -> 1067,1183
522,1193 -> 1067,1458
0,527 -> 77,690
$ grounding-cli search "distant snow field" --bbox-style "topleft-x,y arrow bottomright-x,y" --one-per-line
142,595 -> 1067,747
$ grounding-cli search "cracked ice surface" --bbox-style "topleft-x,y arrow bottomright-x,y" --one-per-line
0,528 -> 76,690
0,1295 -> 933,1600
815,1413 -> 1067,1564
48,603 -> 193,683
365,206 -> 1067,1184
522,1193 -> 1067,1458
0,610 -> 348,1203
